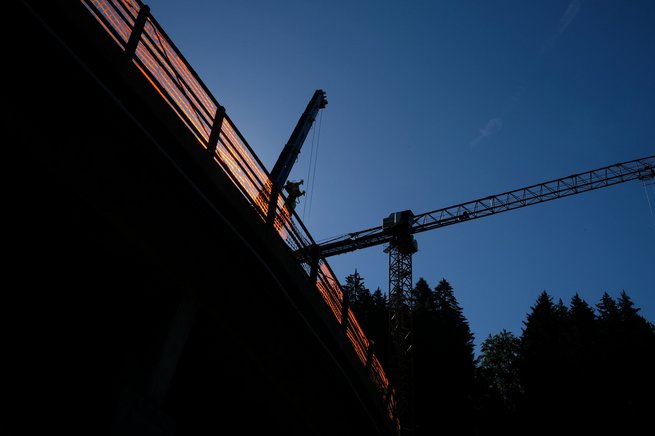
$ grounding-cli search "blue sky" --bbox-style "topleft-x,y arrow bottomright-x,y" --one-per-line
151,0 -> 654,353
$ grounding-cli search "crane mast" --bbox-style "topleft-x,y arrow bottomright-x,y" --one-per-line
300,154 -> 654,434
383,211 -> 417,434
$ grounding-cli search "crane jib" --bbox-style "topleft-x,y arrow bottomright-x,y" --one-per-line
306,155 -> 654,259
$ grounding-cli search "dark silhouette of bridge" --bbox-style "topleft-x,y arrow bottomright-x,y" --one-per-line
7,1 -> 396,434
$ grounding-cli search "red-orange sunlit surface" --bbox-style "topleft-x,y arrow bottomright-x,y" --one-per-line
82,0 -> 394,425
84,0 -> 135,46
316,262 -> 344,321
137,21 -> 213,142
347,308 -> 370,365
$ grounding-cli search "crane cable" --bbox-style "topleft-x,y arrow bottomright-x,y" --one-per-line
302,110 -> 324,223
643,180 -> 655,227
302,115 -> 317,221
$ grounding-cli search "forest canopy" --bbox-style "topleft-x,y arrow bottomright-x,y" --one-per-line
343,270 -> 655,436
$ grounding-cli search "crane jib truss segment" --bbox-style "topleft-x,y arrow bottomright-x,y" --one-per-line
313,155 -> 655,258
413,156 -> 655,232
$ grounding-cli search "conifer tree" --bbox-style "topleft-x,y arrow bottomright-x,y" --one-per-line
555,297 -> 569,320
343,270 -> 373,336
569,293 -> 595,334
519,291 -> 569,433
413,278 -> 476,436
567,293 -> 596,361
596,291 -> 620,324
611,290 -> 655,432
563,293 -> 598,431
372,287 -> 386,310
342,269 -> 368,305
367,287 -> 389,366
413,277 -> 433,312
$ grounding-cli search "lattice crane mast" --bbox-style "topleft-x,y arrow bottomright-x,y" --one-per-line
300,154 -> 654,434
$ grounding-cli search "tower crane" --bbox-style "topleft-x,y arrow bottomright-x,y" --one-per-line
298,154 -> 654,434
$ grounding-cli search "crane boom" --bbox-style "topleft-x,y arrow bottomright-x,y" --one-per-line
265,90 -> 328,221
270,89 -> 328,189
313,155 -> 655,258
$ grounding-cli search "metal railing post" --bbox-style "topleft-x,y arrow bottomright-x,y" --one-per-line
308,245 -> 320,282
124,5 -> 150,59
207,105 -> 226,156
365,341 -> 375,372
340,291 -> 350,333
266,185 -> 279,227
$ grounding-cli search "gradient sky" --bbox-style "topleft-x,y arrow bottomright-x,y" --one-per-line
150,0 -> 654,354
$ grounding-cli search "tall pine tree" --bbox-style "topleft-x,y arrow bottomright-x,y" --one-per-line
413,278 -> 476,436
605,291 -> 655,433
342,269 -> 369,306
342,272 -> 389,366
519,291 -> 570,434
413,278 -> 434,312
368,287 -> 389,366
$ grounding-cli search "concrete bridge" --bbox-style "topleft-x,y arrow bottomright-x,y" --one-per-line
8,1 -> 396,434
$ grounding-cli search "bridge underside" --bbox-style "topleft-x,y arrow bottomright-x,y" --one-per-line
7,2 -> 393,435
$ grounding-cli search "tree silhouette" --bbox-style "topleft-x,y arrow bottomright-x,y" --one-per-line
478,329 -> 522,409
518,291 -> 570,434
596,291 -> 620,324
567,293 -> 596,372
367,287 -> 389,367
342,269 -> 369,305
475,329 -> 522,436
412,277 -> 433,312
603,290 -> 655,433
569,293 -> 595,334
342,272 -> 389,366
515,290 -> 655,435
372,287 -> 386,310
340,270 -> 654,436
414,278 -> 476,436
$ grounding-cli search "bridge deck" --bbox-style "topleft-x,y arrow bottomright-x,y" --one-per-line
7,1 -> 396,434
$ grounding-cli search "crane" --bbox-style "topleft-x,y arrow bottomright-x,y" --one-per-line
297,154 -> 655,434
266,89 -> 328,221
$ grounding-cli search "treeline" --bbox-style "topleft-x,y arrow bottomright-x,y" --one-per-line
342,271 -> 655,436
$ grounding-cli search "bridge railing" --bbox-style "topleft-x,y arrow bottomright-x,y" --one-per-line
81,0 -> 398,425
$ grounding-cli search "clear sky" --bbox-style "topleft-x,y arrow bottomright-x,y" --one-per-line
150,0 -> 654,354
